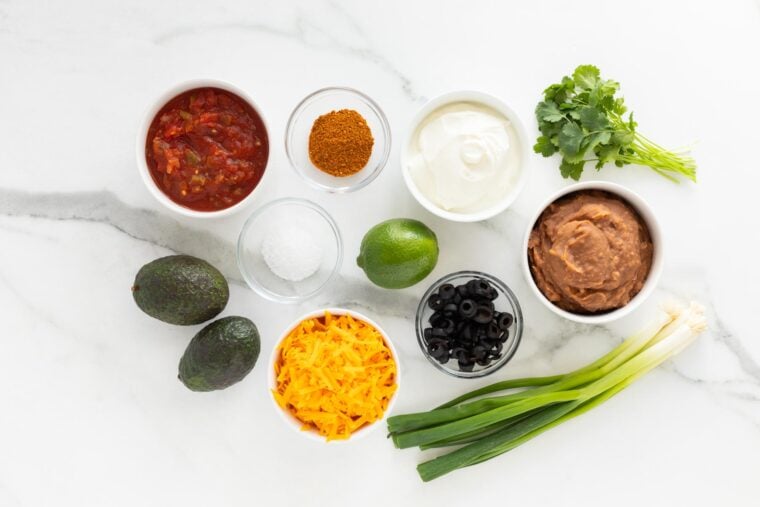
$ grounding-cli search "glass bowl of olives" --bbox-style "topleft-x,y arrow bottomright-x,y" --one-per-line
415,271 -> 523,378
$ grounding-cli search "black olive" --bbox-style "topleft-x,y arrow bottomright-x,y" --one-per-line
491,342 -> 503,355
458,359 -> 475,372
487,322 -> 500,339
431,328 -> 448,339
457,284 -> 469,297
451,347 -> 468,361
486,287 -> 499,300
423,327 -> 433,341
476,356 -> 491,366
429,341 -> 449,358
499,329 -> 509,343
452,293 -> 462,305
472,345 -> 488,360
497,312 -> 514,330
439,319 -> 455,335
458,299 -> 477,319
476,300 -> 494,312
460,325 -> 473,342
438,283 -> 456,300
442,303 -> 458,317
470,279 -> 492,298
427,293 -> 444,310
474,305 -> 494,324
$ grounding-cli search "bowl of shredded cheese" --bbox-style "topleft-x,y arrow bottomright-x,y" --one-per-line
268,308 -> 400,442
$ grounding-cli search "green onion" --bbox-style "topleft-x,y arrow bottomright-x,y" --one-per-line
388,302 -> 707,482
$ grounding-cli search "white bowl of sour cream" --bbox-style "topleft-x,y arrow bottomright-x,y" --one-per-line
401,91 -> 528,222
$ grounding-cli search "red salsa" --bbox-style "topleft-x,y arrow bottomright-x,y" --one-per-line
145,87 -> 268,211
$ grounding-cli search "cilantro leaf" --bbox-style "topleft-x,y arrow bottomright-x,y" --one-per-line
585,131 -> 612,154
579,106 -> 610,131
535,101 -> 564,123
558,122 -> 584,157
560,159 -> 585,180
572,65 -> 600,89
533,136 -> 558,157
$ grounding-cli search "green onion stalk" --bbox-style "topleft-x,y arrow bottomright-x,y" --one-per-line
387,302 -> 707,482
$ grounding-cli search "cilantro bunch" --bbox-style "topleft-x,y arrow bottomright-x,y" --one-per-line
534,65 -> 696,182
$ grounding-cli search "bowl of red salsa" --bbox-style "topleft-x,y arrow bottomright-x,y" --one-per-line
137,80 -> 269,217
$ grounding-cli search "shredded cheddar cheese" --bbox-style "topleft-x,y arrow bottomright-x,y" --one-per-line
273,312 -> 397,440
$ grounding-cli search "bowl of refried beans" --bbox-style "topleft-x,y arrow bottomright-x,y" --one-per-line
522,181 -> 663,324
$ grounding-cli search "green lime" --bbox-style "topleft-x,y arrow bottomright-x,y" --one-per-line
357,218 -> 439,289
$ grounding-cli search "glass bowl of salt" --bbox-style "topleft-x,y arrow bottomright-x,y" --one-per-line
237,198 -> 343,303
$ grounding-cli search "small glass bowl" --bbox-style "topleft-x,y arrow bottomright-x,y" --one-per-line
416,271 -> 524,378
285,87 -> 391,193
237,198 -> 342,303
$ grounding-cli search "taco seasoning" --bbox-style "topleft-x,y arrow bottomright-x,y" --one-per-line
308,109 -> 374,177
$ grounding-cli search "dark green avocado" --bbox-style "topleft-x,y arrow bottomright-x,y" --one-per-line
178,316 -> 260,392
132,255 -> 229,326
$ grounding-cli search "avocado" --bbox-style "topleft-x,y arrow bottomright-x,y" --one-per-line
178,316 -> 260,391
132,255 -> 229,326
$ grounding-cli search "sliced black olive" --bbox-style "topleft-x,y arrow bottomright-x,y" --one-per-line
457,284 -> 469,297
423,327 -> 433,341
460,325 -> 473,342
434,350 -> 450,364
452,293 -> 462,305
438,283 -> 456,300
458,299 -> 477,319
486,287 -> 499,300
427,293 -> 444,310
442,303 -> 458,317
499,329 -> 509,343
439,318 -> 455,335
497,312 -> 514,330
429,311 -> 444,327
487,322 -> 500,339
491,342 -> 503,355
472,345 -> 488,360
477,300 -> 494,312
476,356 -> 492,367
451,347 -> 468,361
431,328 -> 448,339
474,305 -> 494,324
458,359 -> 475,372
470,279 -> 492,298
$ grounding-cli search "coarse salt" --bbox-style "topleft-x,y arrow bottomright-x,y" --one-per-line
261,223 -> 323,282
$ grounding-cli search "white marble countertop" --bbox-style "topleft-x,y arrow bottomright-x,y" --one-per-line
2,0 -> 759,505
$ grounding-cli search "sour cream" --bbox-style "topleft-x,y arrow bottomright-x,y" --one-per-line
406,102 -> 520,214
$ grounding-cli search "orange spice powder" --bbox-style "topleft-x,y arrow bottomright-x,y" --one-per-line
308,109 -> 374,177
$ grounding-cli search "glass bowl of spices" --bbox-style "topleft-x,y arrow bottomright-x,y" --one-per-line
285,87 -> 391,193
416,271 -> 524,378
237,198 -> 343,303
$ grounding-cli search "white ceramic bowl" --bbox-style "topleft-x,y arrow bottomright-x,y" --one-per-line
401,90 -> 528,222
521,181 -> 664,325
267,308 -> 401,443
136,79 -> 270,218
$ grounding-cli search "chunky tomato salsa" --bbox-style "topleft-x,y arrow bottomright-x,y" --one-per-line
145,87 -> 268,211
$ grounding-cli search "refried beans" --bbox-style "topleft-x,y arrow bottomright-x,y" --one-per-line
527,190 -> 653,314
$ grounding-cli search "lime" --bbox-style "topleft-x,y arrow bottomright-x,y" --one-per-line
357,219 -> 439,289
